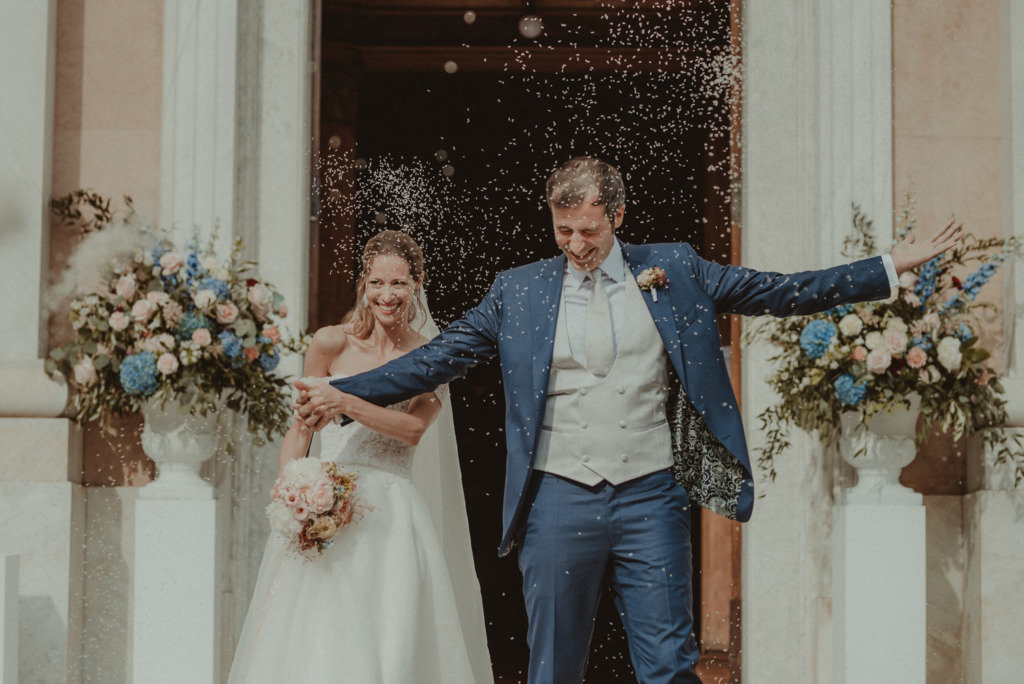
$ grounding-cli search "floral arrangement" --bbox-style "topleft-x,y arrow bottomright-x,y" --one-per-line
747,203 -> 1023,482
267,458 -> 361,555
46,193 -> 307,445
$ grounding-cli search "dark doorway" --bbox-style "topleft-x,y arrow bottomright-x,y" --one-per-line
315,3 -> 741,681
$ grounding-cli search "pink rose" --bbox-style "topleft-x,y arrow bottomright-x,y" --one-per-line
191,328 -> 212,347
244,346 -> 260,362
866,347 -> 892,374
248,283 -> 272,320
131,298 -> 158,322
883,329 -> 909,355
156,352 -> 179,375
262,325 -> 281,344
73,358 -> 98,387
291,505 -> 310,521
109,311 -> 130,331
146,291 -> 170,306
115,274 -> 137,300
306,485 -> 334,515
851,346 -> 868,362
282,487 -> 300,508
159,252 -> 184,275
215,301 -> 239,324
905,346 -> 928,369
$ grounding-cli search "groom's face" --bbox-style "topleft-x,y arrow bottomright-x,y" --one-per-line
551,191 -> 624,272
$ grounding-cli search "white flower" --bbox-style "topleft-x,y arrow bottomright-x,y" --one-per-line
157,333 -> 176,352
866,347 -> 892,374
156,352 -> 179,375
178,341 -> 200,366
248,283 -> 272,320
885,317 -> 909,333
864,331 -> 886,350
920,364 -> 941,384
192,289 -> 217,309
73,358 -> 98,387
266,500 -> 302,537
131,298 -> 158,322
937,337 -> 962,372
923,313 -> 941,330
146,291 -> 170,306
838,313 -> 863,337
898,271 -> 918,289
115,273 -> 137,300
281,457 -> 326,489
142,251 -> 155,267
201,257 -> 229,280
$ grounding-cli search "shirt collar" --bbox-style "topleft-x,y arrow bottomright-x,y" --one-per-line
564,239 -> 626,289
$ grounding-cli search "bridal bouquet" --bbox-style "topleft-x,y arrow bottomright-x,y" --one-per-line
747,203 -> 1023,482
267,458 -> 361,554
46,191 -> 308,444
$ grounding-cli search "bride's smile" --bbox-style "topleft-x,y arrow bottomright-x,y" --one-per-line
364,254 -> 415,327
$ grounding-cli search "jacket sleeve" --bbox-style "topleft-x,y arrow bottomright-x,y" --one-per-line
328,275 -> 503,410
680,243 -> 891,317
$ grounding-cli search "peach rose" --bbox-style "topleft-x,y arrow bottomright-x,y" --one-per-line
156,352 -> 179,375
306,485 -> 335,515
215,301 -> 239,325
883,329 -> 909,355
244,346 -> 260,362
191,328 -> 212,347
851,346 -> 868,362
291,504 -> 311,521
131,298 -> 158,322
905,346 -> 928,369
159,252 -> 184,275
73,358 -> 98,387
262,325 -> 281,344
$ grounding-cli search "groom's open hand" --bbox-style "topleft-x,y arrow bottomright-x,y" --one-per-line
889,219 -> 963,275
293,379 -> 348,431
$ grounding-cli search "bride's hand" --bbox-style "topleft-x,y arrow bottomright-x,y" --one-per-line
294,379 -> 351,426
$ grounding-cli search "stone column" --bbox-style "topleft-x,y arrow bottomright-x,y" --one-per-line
0,1 -> 84,682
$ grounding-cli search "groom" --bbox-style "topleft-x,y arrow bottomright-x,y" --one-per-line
296,157 -> 959,682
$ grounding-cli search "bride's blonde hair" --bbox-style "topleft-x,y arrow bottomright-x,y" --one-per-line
342,230 -> 428,339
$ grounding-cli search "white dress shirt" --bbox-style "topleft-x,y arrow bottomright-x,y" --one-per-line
561,242 -> 901,367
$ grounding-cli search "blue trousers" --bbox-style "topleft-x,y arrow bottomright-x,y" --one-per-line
518,469 -> 701,683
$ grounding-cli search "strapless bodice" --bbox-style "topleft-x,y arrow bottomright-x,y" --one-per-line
313,375 -> 415,477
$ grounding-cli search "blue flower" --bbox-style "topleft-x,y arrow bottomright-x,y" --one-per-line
799,319 -> 838,360
219,330 -> 243,358
911,335 -> 933,351
962,262 -> 999,301
178,311 -> 211,340
828,303 -> 854,317
150,243 -> 169,263
120,352 -> 159,397
833,373 -> 867,406
914,256 -> 943,305
956,323 -> 974,341
198,277 -> 230,300
259,348 -> 280,372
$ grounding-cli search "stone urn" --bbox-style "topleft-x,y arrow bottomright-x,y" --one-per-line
139,398 -> 223,499
838,393 -> 923,505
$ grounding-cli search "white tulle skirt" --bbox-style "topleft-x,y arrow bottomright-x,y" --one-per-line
227,466 -> 479,683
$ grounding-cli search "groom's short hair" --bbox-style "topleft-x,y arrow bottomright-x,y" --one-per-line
546,156 -> 625,223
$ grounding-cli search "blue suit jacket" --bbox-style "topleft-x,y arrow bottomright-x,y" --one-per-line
330,241 -> 890,555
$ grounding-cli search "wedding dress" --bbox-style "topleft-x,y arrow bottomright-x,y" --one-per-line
227,377 -> 491,683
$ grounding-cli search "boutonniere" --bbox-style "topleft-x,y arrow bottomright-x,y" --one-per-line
636,266 -> 669,302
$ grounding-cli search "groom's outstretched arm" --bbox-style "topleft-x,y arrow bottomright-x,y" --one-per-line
327,275 -> 503,410
680,242 -> 892,318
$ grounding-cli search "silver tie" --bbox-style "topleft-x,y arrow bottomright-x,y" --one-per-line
585,268 -> 615,377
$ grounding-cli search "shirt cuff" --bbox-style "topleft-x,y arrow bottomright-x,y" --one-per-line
881,253 -> 899,288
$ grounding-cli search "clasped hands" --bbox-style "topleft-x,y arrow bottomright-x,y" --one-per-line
293,379 -> 351,431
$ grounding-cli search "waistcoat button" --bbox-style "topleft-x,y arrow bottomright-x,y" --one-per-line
619,421 -> 627,428
579,388 -> 588,396
581,421 -> 589,429
617,387 -> 625,394
582,455 -> 590,463
620,455 -> 629,462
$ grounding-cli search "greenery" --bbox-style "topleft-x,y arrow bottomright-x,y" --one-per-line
746,201 -> 1023,483
46,192 -> 308,445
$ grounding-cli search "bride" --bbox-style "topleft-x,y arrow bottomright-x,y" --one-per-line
228,230 -> 492,683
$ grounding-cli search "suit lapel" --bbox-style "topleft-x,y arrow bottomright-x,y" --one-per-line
621,242 -> 687,385
530,256 -> 565,402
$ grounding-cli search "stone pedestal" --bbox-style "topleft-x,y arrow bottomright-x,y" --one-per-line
833,404 -> 926,684
962,430 -> 1024,682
